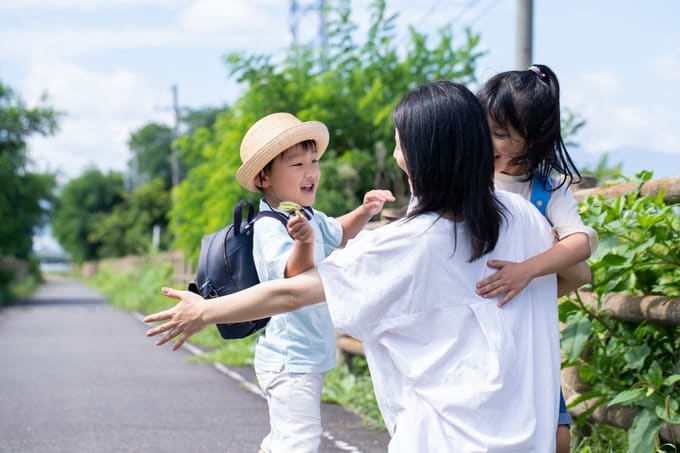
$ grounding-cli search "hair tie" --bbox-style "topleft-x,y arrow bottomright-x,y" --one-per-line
528,65 -> 546,81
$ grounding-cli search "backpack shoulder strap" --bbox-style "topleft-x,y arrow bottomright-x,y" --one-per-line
529,172 -> 552,217
254,210 -> 289,228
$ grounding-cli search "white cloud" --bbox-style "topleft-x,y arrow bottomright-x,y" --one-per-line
573,70 -> 623,97
178,0 -> 288,50
24,60 -> 173,181
564,69 -> 680,155
652,54 -> 680,82
0,0 -> 181,11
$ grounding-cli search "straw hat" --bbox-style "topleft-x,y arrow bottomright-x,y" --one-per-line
236,112 -> 329,192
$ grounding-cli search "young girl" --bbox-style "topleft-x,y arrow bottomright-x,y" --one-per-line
475,63 -> 599,453
145,80 -> 563,452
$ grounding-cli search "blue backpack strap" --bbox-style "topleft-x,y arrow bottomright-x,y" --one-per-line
530,172 -> 552,217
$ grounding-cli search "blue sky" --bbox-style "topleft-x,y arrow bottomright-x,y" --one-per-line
1,0 -> 679,183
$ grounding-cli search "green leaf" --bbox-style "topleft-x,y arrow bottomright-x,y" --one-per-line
627,408 -> 663,453
608,388 -> 646,406
560,311 -> 591,362
623,344 -> 650,370
646,361 -> 664,388
664,374 -> 680,386
557,299 -> 579,322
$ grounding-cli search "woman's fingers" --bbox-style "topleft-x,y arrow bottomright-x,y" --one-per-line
145,317 -> 176,336
144,309 -> 174,324
161,287 -> 183,299
173,333 -> 190,351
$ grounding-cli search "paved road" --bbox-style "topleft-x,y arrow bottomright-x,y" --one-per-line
0,276 -> 389,453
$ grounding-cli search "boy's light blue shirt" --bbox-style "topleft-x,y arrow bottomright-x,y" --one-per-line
252,199 -> 343,373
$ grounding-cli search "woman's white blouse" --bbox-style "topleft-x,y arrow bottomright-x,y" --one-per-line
317,192 -> 561,452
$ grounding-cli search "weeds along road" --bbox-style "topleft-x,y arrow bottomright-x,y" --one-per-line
0,276 -> 389,453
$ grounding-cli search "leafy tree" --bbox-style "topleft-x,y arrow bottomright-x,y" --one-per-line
177,106 -> 225,170
580,152 -> 624,186
51,168 -> 125,262
90,178 -> 171,257
127,107 -> 224,191
127,123 -> 174,189
0,81 -> 59,260
171,0 -> 484,261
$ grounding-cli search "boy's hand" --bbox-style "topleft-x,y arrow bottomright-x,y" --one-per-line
476,260 -> 534,307
287,213 -> 314,244
362,189 -> 396,217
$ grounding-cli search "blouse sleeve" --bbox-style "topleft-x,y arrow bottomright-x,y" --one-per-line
316,226 -> 416,341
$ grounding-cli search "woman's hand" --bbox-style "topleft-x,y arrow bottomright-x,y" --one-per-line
144,287 -> 209,351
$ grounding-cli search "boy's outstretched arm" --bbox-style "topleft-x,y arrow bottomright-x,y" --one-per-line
337,189 -> 395,246
476,232 -> 592,306
145,268 -> 326,351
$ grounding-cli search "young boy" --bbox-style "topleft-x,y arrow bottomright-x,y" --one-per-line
235,112 -> 394,453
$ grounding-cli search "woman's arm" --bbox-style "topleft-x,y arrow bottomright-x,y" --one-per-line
477,232 -> 592,306
145,268 -> 326,350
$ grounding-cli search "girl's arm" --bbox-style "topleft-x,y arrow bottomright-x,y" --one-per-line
477,232 -> 592,306
145,268 -> 326,350
557,261 -> 592,296
337,190 -> 395,246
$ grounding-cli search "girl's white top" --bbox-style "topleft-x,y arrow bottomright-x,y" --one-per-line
317,192 -> 561,453
495,172 -> 598,253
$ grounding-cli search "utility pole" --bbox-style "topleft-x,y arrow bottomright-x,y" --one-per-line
289,0 -> 327,59
516,0 -> 533,70
171,84 -> 180,188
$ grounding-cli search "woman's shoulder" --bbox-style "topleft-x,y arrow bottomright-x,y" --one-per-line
496,190 -> 547,226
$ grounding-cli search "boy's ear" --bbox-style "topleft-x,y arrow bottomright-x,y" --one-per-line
255,171 -> 271,189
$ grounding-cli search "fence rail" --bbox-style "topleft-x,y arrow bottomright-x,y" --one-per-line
573,175 -> 680,203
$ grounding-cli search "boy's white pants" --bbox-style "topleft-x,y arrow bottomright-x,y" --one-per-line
255,369 -> 325,453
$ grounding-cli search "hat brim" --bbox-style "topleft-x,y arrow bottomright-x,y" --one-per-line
236,121 -> 329,192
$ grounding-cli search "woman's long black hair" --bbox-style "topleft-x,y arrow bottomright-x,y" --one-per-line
476,63 -> 581,190
393,80 -> 505,262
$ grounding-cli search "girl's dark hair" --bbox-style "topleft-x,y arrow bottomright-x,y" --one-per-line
476,63 -> 581,190
393,80 -> 505,262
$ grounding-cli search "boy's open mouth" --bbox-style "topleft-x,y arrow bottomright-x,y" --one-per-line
301,183 -> 315,193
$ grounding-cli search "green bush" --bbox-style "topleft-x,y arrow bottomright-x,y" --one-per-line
561,172 -> 680,452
